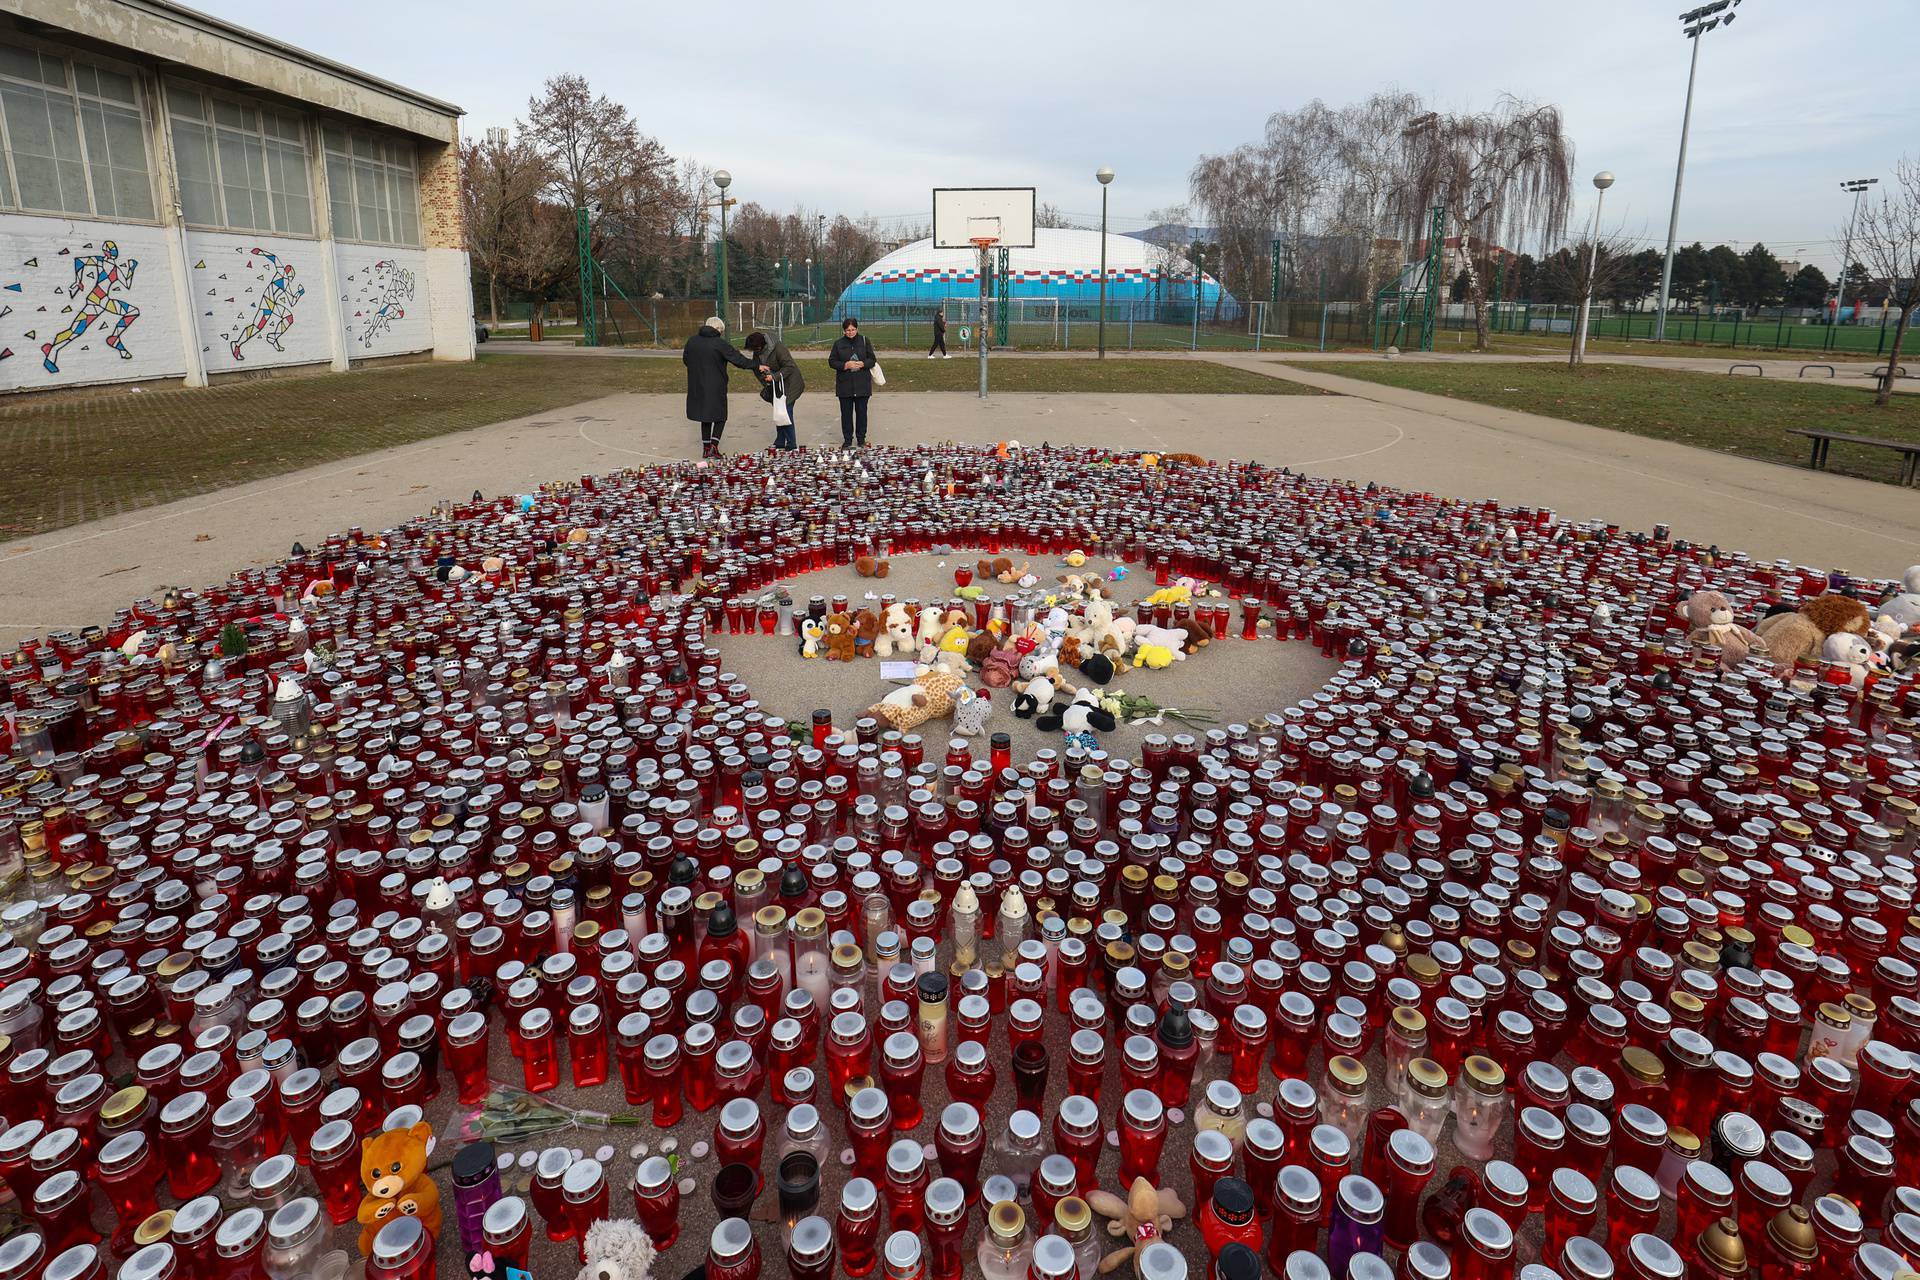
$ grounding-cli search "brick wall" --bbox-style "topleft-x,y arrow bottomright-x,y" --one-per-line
419,137 -> 466,252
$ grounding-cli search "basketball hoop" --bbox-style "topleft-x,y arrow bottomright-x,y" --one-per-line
970,236 -> 998,253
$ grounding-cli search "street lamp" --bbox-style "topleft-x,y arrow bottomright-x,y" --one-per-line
713,169 -> 733,323
1096,167 -> 1115,359
1654,0 -> 1742,342
1574,171 -> 1616,364
1833,177 -> 1878,334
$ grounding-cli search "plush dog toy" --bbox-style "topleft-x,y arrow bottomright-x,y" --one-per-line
1036,685 -> 1118,735
357,1123 -> 441,1255
1174,618 -> 1213,655
952,687 -> 993,737
854,555 -> 890,579
823,612 -> 858,662
1087,1178 -> 1187,1275
1754,593 -> 1872,673
875,602 -> 914,658
1012,651 -> 1059,719
1680,589 -> 1766,669
798,617 -> 826,659
576,1218 -> 658,1280
1822,632 -> 1874,688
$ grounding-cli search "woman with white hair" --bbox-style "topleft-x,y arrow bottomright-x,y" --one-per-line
682,316 -> 765,458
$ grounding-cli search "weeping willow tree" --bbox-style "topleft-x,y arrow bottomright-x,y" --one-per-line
1397,96 -> 1575,351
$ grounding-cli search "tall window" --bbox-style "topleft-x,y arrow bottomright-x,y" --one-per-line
0,43 -> 155,219
323,126 -> 418,246
167,85 -> 313,235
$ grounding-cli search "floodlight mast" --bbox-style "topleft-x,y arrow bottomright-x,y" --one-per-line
1654,0 -> 1741,342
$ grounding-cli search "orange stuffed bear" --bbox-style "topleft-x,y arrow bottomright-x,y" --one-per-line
357,1122 -> 441,1255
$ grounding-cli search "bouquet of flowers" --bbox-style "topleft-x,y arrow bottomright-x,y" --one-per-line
459,1084 -> 642,1146
1097,688 -> 1220,728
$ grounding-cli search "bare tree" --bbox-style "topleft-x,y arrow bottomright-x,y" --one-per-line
1333,90 -> 1425,303
1536,228 -> 1643,366
1138,204 -> 1194,310
1850,156 -> 1920,407
460,127 -> 553,326
1035,202 -> 1082,230
1397,96 -> 1575,350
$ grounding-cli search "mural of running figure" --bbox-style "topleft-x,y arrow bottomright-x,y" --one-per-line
361,259 -> 414,347
41,240 -> 140,374
230,249 -> 304,360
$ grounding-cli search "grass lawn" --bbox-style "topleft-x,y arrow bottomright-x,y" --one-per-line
0,352 -> 1310,538
1285,360 -> 1920,484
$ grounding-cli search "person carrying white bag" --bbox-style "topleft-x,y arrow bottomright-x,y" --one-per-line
744,331 -> 805,452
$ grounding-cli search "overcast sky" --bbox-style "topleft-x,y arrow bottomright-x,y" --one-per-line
195,0 -> 1913,274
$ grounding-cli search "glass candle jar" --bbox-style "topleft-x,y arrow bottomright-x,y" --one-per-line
482,1197 -> 533,1272
837,1178 -> 882,1278
1456,1207 -> 1514,1280
934,1103 -> 984,1196
1452,1057 -> 1507,1162
1327,1176 -> 1385,1279
1267,1165 -> 1323,1272
923,1180 -> 966,1280
880,1033 -> 926,1132
262,1199 -> 324,1280
632,1156 -> 680,1251
562,1159 -> 611,1261
706,1218 -> 761,1280
1382,1128 -> 1435,1252
213,1208 -> 268,1280
1053,1095 -> 1104,1189
975,1202 -> 1031,1280
1119,1089 -> 1168,1187
94,1131 -> 159,1255
1544,1167 -> 1597,1263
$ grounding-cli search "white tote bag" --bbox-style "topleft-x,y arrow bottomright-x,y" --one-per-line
771,376 -> 792,427
870,362 -> 886,388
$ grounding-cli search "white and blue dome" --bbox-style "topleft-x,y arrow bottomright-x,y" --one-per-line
834,228 -> 1236,318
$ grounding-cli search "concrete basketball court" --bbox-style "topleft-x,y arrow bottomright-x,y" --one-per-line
4,359 -> 1918,647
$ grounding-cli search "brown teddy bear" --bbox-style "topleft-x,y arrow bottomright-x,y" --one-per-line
1754,593 -> 1871,673
822,612 -> 858,662
854,555 -> 890,579
1174,618 -> 1213,655
357,1122 -> 441,1255
1680,589 -> 1767,669
851,609 -> 881,658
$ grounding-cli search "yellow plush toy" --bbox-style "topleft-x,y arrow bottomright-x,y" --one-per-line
1144,585 -> 1192,607
1134,643 -> 1176,670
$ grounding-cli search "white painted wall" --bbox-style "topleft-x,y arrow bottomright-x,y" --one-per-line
335,244 -> 432,358
425,246 -> 476,362
0,213 -> 185,392
187,231 -> 332,373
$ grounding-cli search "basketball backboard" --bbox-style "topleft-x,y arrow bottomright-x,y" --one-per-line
932,188 -> 1036,249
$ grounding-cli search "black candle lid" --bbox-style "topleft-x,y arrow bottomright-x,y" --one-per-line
707,904 -> 737,939
1157,1006 -> 1193,1049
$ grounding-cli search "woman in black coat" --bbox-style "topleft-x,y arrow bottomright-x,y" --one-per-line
744,331 -> 804,451
683,317 -> 762,457
827,316 -> 879,448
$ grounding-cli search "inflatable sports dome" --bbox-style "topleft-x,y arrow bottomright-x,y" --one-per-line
832,227 -> 1237,320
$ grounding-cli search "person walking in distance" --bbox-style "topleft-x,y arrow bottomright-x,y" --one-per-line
682,316 -> 760,458
829,316 -> 878,448
744,330 -> 803,451
929,307 -> 948,359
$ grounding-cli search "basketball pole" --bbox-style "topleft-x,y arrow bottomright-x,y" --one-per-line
977,240 -> 992,399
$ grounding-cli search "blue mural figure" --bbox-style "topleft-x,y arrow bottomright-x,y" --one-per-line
230,250 -> 305,361
41,240 -> 140,374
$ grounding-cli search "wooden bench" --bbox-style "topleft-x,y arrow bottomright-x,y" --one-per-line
1787,427 -> 1920,486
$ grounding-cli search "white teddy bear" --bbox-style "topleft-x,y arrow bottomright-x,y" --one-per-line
1822,631 -> 1874,688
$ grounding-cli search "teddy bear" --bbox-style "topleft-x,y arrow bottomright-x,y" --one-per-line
1087,1178 -> 1188,1274
1036,685 -> 1119,735
1754,593 -> 1872,673
1174,618 -> 1213,655
1057,635 -> 1085,669
854,555 -> 890,579
850,609 -> 881,658
357,1122 -> 441,1255
867,669 -> 965,731
996,560 -> 1030,584
1822,632 -> 1874,688
874,602 -> 914,659
966,621 -> 1006,669
1132,642 -> 1177,671
977,557 -> 1014,582
576,1218 -> 658,1280
822,612 -> 858,662
1078,599 -> 1127,660
914,606 -> 948,665
1132,624 -> 1191,662
1680,589 -> 1767,669
797,617 -> 826,659
952,687 -> 993,737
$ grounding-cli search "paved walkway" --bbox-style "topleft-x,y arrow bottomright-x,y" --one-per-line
6,364 -> 1917,647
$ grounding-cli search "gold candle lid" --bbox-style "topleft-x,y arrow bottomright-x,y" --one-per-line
1055,1197 -> 1091,1234
1622,1048 -> 1664,1085
1407,1058 -> 1449,1098
1391,1006 -> 1428,1036
1327,1056 -> 1368,1094
987,1201 -> 1026,1245
100,1085 -> 148,1126
1696,1217 -> 1748,1273
1462,1055 -> 1505,1094
133,1210 -> 174,1248
1765,1205 -> 1816,1261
